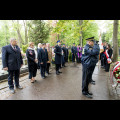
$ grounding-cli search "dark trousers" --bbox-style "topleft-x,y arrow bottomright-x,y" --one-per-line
56,64 -> 61,72
105,61 -> 110,72
82,66 -> 91,93
40,65 -> 46,77
104,57 -> 107,68
77,57 -> 81,63
72,54 -> 77,62
89,65 -> 96,82
46,63 -> 50,74
101,55 -> 104,66
62,56 -> 66,66
66,56 -> 68,62
29,70 -> 37,79
8,69 -> 20,89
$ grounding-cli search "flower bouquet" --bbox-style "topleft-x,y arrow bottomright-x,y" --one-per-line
112,61 -> 120,83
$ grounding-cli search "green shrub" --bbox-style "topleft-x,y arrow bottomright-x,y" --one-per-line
22,44 -> 28,53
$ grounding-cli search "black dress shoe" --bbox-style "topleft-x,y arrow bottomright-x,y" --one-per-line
82,92 -> 93,98
58,71 -> 62,73
16,85 -> 23,89
56,71 -> 60,75
90,81 -> 95,85
91,80 -> 95,82
87,92 -> 93,95
85,94 -> 93,98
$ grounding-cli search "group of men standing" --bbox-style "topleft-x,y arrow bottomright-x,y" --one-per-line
71,43 -> 82,63
2,37 -> 111,99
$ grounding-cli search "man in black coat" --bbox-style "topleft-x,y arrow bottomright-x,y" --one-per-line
54,40 -> 62,75
38,43 -> 49,79
2,38 -> 23,94
71,43 -> 77,63
66,46 -> 69,62
62,44 -> 67,67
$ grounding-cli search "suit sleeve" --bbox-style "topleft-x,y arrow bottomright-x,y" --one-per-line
2,46 -> 8,68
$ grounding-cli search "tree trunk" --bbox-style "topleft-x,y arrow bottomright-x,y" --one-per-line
23,20 -> 28,44
17,20 -> 23,48
113,20 -> 119,62
79,20 -> 83,47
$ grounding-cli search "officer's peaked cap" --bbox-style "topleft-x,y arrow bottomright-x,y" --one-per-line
86,37 -> 94,42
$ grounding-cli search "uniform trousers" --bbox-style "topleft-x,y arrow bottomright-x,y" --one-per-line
56,64 -> 61,72
82,65 -> 92,93
89,65 -> 96,82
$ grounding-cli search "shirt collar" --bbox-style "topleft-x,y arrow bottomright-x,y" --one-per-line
11,44 -> 16,49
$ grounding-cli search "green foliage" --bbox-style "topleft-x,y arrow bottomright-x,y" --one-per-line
28,20 -> 51,45
82,22 -> 99,46
22,44 -> 28,53
52,20 -> 98,47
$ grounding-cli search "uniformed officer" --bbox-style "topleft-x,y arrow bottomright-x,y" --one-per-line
54,40 -> 62,75
81,37 -> 100,98
89,40 -> 100,85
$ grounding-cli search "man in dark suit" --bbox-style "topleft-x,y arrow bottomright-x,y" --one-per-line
2,38 -> 23,94
71,43 -> 77,63
62,44 -> 67,67
54,40 -> 62,75
38,43 -> 49,79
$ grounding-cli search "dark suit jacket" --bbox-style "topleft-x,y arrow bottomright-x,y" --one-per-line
2,44 -> 23,70
71,46 -> 77,55
38,48 -> 49,66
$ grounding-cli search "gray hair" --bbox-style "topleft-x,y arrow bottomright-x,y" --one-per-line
10,38 -> 16,42
38,43 -> 42,48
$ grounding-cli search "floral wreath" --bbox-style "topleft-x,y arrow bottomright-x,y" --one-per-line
111,61 -> 120,83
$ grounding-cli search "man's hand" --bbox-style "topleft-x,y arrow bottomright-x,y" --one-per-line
21,64 -> 23,68
35,59 -> 38,62
47,61 -> 50,63
3,67 -> 8,71
41,62 -> 43,64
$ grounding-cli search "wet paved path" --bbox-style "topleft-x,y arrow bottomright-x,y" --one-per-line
4,62 -> 112,100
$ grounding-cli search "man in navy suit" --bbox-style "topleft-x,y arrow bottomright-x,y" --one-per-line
38,43 -> 49,79
2,38 -> 23,94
